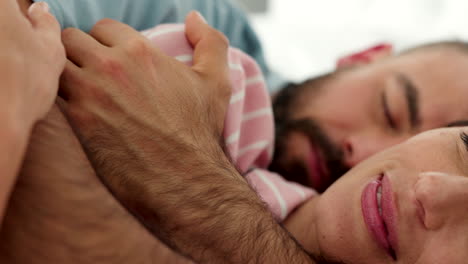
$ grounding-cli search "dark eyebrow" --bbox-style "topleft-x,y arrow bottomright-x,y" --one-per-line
396,73 -> 421,130
461,132 -> 468,152
447,120 -> 468,128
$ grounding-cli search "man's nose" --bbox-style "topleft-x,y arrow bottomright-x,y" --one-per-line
341,134 -> 405,167
415,172 -> 468,230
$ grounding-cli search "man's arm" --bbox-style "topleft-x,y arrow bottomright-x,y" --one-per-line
0,1 -> 65,224
59,12 -> 315,263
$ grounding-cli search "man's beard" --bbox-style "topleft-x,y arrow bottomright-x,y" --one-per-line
269,118 -> 348,193
269,76 -> 348,193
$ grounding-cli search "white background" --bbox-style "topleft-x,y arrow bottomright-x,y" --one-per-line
248,0 -> 468,82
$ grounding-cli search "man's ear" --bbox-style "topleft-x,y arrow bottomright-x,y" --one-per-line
336,43 -> 393,70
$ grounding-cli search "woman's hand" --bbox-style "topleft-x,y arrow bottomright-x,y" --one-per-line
0,1 -> 65,129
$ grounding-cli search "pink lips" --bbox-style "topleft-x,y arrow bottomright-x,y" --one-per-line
382,174 -> 398,257
361,174 -> 398,259
307,143 -> 328,192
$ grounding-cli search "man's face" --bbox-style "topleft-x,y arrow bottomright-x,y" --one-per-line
270,48 -> 468,192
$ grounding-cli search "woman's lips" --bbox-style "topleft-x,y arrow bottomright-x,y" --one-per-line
361,174 -> 398,259
381,174 -> 399,258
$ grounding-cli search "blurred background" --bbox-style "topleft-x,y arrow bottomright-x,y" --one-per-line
235,0 -> 468,82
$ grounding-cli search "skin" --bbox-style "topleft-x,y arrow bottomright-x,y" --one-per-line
17,0 -> 32,15
1,2 -> 186,263
0,3 -> 215,263
0,104 -> 190,264
58,19 -> 468,262
0,0 -> 65,224
57,14 -> 313,264
4,0 -> 468,262
6,2 -> 299,263
281,47 -> 468,187
285,127 -> 468,263
0,7 -> 218,264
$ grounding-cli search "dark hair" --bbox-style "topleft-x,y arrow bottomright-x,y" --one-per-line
273,73 -> 334,125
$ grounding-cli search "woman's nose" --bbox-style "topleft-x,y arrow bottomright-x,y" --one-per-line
415,172 -> 468,230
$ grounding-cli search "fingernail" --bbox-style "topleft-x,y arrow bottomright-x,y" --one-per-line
30,2 -> 50,14
194,11 -> 207,24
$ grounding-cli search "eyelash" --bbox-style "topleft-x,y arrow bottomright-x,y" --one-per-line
382,92 -> 397,130
460,132 -> 468,151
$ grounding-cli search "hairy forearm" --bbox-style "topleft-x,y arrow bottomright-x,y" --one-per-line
90,134 -> 315,264
153,161 -> 314,264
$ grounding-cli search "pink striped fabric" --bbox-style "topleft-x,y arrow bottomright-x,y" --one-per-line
142,24 -> 316,221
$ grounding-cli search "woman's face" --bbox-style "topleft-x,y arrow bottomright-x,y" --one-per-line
287,127 -> 468,263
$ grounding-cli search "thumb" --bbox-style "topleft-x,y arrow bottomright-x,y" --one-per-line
28,2 -> 61,38
185,11 -> 229,79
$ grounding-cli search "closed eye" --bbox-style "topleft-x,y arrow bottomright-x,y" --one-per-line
460,132 -> 468,151
382,91 -> 396,130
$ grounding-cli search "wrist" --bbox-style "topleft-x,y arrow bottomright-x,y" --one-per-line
1,100 -> 35,138
1,107 -> 32,138
0,108 -> 31,222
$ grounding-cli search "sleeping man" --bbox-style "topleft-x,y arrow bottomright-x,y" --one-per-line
2,0 -> 468,263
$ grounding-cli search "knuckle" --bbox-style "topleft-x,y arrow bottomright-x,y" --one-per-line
90,18 -> 115,35
94,18 -> 118,28
95,56 -> 125,76
42,12 -> 58,26
61,27 -> 79,40
124,38 -> 153,57
210,29 -> 229,49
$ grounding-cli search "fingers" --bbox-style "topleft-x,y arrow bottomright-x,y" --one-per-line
59,60 -> 85,102
62,28 -> 104,67
89,19 -> 145,47
28,2 -> 61,41
185,11 -> 229,79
